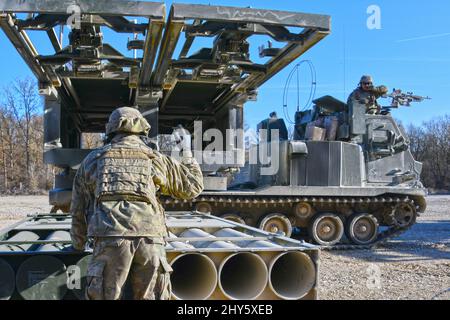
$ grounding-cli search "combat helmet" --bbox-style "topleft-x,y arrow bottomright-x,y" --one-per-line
360,75 -> 373,84
105,107 -> 151,136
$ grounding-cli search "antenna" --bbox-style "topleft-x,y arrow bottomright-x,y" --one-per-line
296,64 -> 300,112
343,23 -> 346,101
282,60 -> 317,124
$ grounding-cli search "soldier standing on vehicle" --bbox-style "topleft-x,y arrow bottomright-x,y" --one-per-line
70,107 -> 204,300
347,75 -> 388,114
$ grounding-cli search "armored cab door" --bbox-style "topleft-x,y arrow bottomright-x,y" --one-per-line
364,116 -> 411,184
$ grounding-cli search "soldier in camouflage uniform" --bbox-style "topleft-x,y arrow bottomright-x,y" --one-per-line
70,107 -> 204,300
347,75 -> 388,114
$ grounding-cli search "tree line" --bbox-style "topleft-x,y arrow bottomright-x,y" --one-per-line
0,77 -> 54,194
406,115 -> 450,192
0,77 -> 449,194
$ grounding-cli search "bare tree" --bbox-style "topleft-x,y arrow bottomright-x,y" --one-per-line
81,132 -> 104,149
0,105 -> 17,191
407,124 -> 427,160
4,77 -> 40,190
424,116 -> 450,190
407,116 -> 450,191
0,106 -> 8,191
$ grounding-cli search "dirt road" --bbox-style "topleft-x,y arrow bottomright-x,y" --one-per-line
0,195 -> 448,300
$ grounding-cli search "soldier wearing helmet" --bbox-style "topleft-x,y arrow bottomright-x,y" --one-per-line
70,107 -> 204,300
347,75 -> 388,114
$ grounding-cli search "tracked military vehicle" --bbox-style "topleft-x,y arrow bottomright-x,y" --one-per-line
165,94 -> 428,248
0,0 -> 425,250
0,0 -> 327,299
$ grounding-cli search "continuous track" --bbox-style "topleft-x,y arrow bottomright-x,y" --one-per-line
161,195 -> 420,250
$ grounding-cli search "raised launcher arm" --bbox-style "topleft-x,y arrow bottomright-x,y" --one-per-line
0,1 -> 330,210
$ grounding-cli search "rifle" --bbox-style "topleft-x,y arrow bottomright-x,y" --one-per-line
380,89 -> 431,114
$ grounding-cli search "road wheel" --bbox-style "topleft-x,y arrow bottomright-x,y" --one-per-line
345,213 -> 379,245
195,202 -> 212,213
220,213 -> 246,225
308,213 -> 344,246
393,203 -> 416,228
294,202 -> 314,219
258,213 -> 293,237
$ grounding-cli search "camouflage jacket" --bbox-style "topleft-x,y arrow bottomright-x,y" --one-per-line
70,134 -> 204,250
347,86 -> 388,114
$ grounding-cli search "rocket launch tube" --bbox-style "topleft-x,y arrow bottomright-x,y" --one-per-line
213,228 -> 282,248
36,230 -> 71,252
16,255 -> 68,300
268,251 -> 316,299
0,231 -> 39,252
0,258 -> 15,300
218,252 -> 268,300
170,253 -> 217,300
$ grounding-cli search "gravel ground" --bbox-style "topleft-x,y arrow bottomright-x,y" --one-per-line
0,194 -> 448,300
319,195 -> 450,300
0,196 -> 52,230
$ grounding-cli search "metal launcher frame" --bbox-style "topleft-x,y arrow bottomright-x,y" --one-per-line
0,212 -> 320,300
0,0 -> 330,169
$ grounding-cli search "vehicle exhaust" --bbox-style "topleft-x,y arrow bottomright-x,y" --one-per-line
268,251 -> 316,300
170,253 -> 217,300
218,252 -> 268,300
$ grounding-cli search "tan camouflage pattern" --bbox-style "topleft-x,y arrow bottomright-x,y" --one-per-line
347,85 -> 388,114
95,146 -> 155,203
70,133 -> 203,247
105,107 -> 151,136
70,129 -> 203,300
86,238 -> 172,300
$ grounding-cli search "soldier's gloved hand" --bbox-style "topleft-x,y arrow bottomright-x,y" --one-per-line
180,150 -> 197,165
181,150 -> 193,158
378,85 -> 389,95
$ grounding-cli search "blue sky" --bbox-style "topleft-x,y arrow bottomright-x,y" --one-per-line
0,0 -> 449,129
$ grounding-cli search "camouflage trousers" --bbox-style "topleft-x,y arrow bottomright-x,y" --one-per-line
86,237 -> 172,300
